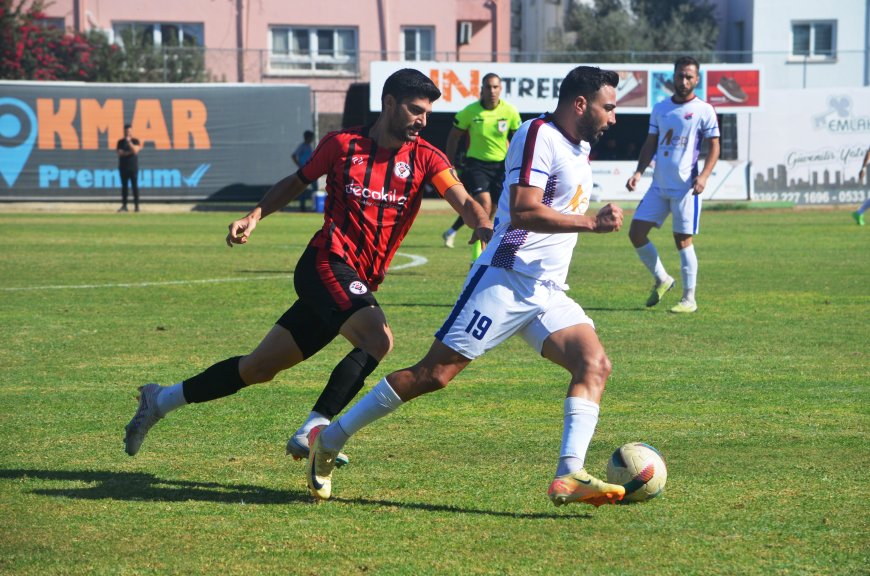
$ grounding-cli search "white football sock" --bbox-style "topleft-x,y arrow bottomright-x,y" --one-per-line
294,411 -> 330,438
635,242 -> 669,284
156,382 -> 187,417
555,396 -> 600,478
319,377 -> 404,452
679,244 -> 698,302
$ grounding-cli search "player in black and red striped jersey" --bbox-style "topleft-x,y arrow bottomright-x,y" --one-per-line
124,69 -> 493,463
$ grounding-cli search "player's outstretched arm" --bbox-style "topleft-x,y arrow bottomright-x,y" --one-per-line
508,184 -> 621,234
626,134 -> 658,192
226,173 -> 308,247
226,213 -> 259,247
444,183 -> 493,245
591,203 -> 623,233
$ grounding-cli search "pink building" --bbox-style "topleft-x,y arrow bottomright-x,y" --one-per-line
34,0 -> 511,131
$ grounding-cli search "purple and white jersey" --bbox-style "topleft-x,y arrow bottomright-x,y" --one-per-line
477,114 -> 593,290
649,96 -> 719,195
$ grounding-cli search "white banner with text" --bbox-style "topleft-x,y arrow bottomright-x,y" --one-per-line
370,61 -> 762,114
749,87 -> 870,205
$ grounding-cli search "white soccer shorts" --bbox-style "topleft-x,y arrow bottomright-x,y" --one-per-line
435,265 -> 595,360
633,185 -> 702,235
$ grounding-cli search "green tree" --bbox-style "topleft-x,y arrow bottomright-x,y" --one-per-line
0,0 -> 97,80
632,0 -> 719,55
0,0 -> 207,82
561,0 -> 719,62
110,26 -> 207,83
82,30 -> 129,82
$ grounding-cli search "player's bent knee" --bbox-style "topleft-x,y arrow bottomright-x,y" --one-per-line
239,356 -> 287,385
600,352 -> 613,375
434,373 -> 453,391
593,352 -> 612,381
364,333 -> 393,361
629,229 -> 648,247
416,368 -> 451,394
574,351 -> 611,391
419,376 -> 449,394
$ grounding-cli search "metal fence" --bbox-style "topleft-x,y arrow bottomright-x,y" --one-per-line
161,48 -> 869,89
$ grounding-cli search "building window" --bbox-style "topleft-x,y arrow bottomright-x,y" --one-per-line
401,27 -> 434,61
35,17 -> 65,30
269,27 -> 357,75
791,21 -> 836,59
113,22 -> 204,48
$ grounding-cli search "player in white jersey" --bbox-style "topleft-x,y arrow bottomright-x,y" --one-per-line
473,116 -> 594,291
626,56 -> 721,313
306,66 -> 629,508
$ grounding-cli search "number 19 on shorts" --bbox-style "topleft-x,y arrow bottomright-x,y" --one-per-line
464,310 -> 492,340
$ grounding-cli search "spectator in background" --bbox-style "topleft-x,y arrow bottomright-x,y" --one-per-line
292,130 -> 317,212
116,124 -> 141,212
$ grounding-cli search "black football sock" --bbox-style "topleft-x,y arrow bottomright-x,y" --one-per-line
312,348 -> 380,419
181,356 -> 247,403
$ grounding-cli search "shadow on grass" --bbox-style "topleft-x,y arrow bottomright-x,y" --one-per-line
0,468 -> 592,519
332,496 -> 593,520
0,468 -> 304,505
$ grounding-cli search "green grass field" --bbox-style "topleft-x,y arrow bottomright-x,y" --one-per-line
0,206 -> 867,575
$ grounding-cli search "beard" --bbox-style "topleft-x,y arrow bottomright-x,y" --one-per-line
387,112 -> 419,142
674,84 -> 694,99
390,124 -> 416,142
577,112 -> 604,146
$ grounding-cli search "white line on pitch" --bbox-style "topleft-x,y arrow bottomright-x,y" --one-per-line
1,252 -> 428,292
389,252 -> 428,271
0,275 -> 292,292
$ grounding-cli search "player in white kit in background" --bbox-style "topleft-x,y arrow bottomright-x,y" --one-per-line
626,56 -> 721,313
306,66 -> 629,508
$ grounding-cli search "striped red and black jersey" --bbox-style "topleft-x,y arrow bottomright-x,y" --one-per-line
298,125 -> 458,289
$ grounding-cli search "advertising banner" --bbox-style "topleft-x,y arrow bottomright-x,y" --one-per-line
0,82 -> 310,201
590,160 -> 750,202
370,61 -> 762,114
749,87 -> 870,205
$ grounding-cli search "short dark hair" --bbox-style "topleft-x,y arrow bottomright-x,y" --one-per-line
481,72 -> 501,85
303,130 -> 314,140
124,124 -> 132,130
674,56 -> 700,72
557,66 -> 619,106
381,68 -> 441,105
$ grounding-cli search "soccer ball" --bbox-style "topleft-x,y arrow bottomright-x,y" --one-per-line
606,442 -> 667,503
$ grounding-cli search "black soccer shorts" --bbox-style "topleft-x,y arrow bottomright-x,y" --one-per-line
277,245 -> 379,358
461,158 -> 506,204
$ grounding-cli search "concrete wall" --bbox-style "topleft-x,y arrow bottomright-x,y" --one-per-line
751,0 -> 868,88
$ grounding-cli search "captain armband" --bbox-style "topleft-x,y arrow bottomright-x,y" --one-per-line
430,167 -> 462,197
